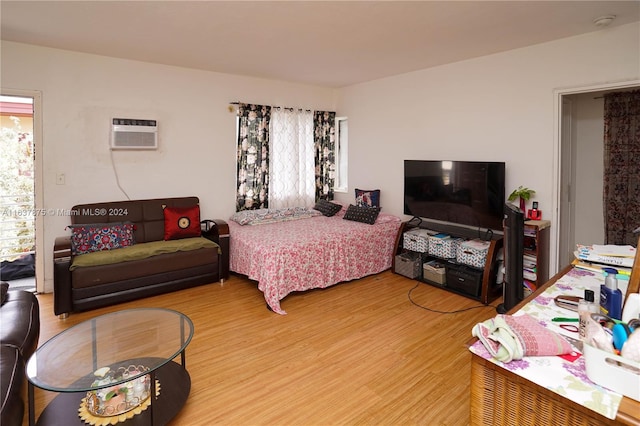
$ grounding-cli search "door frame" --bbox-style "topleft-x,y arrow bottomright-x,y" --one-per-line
552,79 -> 640,274
2,88 -> 44,292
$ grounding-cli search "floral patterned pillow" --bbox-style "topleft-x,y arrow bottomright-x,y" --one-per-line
69,222 -> 136,255
355,188 -> 380,208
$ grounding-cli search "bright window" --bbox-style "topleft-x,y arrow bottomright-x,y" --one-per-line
335,117 -> 348,192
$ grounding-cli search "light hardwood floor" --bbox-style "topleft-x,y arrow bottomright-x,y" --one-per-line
26,271 -> 501,425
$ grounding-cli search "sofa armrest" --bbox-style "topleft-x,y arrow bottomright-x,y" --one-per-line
201,219 -> 229,281
53,236 -> 72,316
54,236 -> 71,259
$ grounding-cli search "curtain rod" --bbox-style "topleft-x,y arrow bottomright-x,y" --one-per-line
229,101 -> 311,112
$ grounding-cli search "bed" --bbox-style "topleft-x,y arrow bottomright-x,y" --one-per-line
228,206 -> 402,314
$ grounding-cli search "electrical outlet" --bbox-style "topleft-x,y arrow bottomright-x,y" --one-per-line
56,173 -> 65,185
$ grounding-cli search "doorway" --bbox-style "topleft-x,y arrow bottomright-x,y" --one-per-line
0,90 -> 43,292
554,80 -> 640,272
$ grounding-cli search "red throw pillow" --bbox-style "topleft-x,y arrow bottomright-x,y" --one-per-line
163,205 -> 201,240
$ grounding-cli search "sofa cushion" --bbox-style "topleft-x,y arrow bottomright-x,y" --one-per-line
70,197 -> 201,244
70,237 -> 219,271
69,222 -> 136,255
71,246 -> 219,289
0,345 -> 25,426
163,205 -> 201,240
0,290 -> 40,359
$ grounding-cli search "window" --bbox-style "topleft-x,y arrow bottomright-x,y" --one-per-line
335,116 -> 348,192
235,104 -> 340,210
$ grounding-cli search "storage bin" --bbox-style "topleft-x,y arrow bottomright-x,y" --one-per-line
423,260 -> 446,285
428,234 -> 462,259
456,239 -> 491,269
584,343 -> 640,402
395,252 -> 422,279
403,228 -> 432,253
445,263 -> 483,297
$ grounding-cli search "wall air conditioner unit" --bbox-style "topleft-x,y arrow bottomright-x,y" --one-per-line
111,118 -> 158,150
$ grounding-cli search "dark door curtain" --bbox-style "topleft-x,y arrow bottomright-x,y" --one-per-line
603,90 -> 640,245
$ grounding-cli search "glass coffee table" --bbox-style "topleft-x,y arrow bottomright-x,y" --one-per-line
26,308 -> 194,425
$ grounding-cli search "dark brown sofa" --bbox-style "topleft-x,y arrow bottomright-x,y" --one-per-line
0,284 -> 40,426
53,197 -> 229,317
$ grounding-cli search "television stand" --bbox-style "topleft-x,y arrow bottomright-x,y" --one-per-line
394,220 -> 503,304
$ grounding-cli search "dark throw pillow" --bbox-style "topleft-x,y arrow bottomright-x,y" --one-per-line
313,199 -> 342,217
355,188 -> 381,208
163,205 -> 201,240
343,204 -> 381,225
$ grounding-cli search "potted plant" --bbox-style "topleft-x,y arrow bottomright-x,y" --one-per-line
508,186 -> 535,212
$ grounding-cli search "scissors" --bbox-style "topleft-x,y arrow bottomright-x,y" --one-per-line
551,317 -> 579,333
558,324 -> 579,333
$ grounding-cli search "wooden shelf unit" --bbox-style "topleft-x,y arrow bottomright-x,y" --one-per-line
523,220 -> 550,294
394,219 -> 503,305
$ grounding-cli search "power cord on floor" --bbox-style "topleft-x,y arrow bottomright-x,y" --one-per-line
408,282 -> 499,314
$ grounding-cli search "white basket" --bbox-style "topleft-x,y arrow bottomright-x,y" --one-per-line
428,234 -> 462,259
403,228 -> 431,253
583,343 -> 640,402
456,239 -> 490,269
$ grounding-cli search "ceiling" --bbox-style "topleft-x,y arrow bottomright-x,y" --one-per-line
2,1 -> 639,88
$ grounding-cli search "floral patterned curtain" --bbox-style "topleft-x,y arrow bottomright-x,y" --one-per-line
313,111 -> 336,201
603,90 -> 640,245
236,104 -> 271,211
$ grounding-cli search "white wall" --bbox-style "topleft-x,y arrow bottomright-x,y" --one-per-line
1,41 -> 337,293
335,22 -> 640,273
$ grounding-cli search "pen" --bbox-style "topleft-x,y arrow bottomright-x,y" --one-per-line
552,317 -> 579,322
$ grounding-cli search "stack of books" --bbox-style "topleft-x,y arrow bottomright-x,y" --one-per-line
573,244 -> 635,278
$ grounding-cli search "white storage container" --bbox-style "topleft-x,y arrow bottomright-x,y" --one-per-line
583,343 -> 640,402
456,239 -> 491,269
428,234 -> 462,259
403,228 -> 432,253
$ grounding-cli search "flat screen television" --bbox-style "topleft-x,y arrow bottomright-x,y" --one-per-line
404,160 -> 505,231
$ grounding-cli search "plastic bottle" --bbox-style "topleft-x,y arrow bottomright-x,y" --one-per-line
600,268 -> 623,320
578,289 -> 598,341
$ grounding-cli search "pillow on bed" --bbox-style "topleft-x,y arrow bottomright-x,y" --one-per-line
69,222 -> 136,255
355,188 -> 380,208
343,204 -> 381,225
313,199 -> 342,217
163,205 -> 201,240
231,207 -> 321,226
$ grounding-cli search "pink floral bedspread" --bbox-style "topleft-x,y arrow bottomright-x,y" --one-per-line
229,213 -> 402,314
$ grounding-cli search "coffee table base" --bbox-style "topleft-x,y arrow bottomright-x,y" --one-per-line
35,361 -> 190,426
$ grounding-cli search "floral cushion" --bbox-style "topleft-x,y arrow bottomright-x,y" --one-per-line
69,222 -> 136,255
342,204 -> 381,225
163,205 -> 201,240
355,188 -> 380,208
230,207 -> 321,226
313,199 -> 343,217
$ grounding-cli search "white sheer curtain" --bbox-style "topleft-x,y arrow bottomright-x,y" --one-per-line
269,108 -> 315,209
